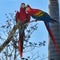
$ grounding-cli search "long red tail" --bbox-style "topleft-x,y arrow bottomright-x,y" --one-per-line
18,32 -> 24,58
44,22 -> 59,53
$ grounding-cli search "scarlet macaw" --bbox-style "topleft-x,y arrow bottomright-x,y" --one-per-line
25,5 -> 59,53
16,3 -> 30,58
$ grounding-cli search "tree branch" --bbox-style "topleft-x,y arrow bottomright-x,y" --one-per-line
0,23 -> 18,52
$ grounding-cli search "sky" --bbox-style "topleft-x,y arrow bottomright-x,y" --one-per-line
0,0 -> 60,60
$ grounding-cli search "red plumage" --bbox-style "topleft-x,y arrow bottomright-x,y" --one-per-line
18,32 -> 24,58
16,8 -> 30,22
16,4 -> 30,58
26,5 -> 42,16
16,8 -> 26,22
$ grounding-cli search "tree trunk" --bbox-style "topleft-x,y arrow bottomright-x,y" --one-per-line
48,0 -> 60,60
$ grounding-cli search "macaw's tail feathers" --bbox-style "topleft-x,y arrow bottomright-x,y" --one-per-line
18,40 -> 23,58
50,18 -> 58,23
44,22 -> 60,54
18,32 -> 24,58
48,28 -> 60,54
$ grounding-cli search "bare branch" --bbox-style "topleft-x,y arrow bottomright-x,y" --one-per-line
0,24 -> 18,52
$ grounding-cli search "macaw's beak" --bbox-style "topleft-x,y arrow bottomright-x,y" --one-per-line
24,7 -> 26,10
25,7 -> 30,12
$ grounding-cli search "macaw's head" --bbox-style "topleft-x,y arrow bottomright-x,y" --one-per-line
26,5 -> 33,15
21,3 -> 25,8
20,3 -> 26,11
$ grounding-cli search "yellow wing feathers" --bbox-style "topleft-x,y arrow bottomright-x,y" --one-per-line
35,11 -> 43,17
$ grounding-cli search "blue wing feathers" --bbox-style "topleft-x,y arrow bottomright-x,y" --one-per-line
32,11 -> 57,23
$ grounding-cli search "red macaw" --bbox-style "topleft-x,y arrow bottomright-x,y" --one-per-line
25,5 -> 59,53
16,3 -> 30,58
